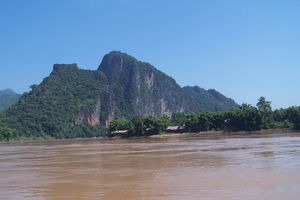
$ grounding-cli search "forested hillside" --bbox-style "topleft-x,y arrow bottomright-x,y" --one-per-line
0,89 -> 20,111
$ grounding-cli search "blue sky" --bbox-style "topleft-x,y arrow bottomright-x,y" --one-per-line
0,0 -> 299,109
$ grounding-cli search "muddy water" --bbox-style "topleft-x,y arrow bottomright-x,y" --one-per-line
1,133 -> 300,200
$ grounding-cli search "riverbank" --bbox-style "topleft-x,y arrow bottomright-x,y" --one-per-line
1,128 -> 299,144
0,136 -> 108,144
149,128 -> 299,139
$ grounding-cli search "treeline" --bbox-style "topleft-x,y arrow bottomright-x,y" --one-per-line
108,97 -> 300,137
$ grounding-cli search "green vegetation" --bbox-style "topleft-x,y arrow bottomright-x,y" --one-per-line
178,98 -> 300,132
142,115 -> 169,135
109,115 -> 169,136
109,118 -> 134,134
279,106 -> 300,129
0,125 -> 15,141
108,97 -> 300,137
183,86 -> 238,111
0,64 -> 109,140
256,97 -> 272,129
0,89 -> 21,111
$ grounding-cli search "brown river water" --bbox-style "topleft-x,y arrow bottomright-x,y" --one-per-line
1,133 -> 300,200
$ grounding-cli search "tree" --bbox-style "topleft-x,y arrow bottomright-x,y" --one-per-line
210,112 -> 225,131
171,112 -> 187,126
0,126 -> 15,141
184,113 -> 199,132
109,118 -> 134,135
223,104 -> 262,131
197,112 -> 213,131
224,109 -> 239,131
256,97 -> 272,111
239,104 -> 262,131
294,111 -> 300,129
131,116 -> 144,136
256,97 -> 272,129
286,106 -> 300,129
142,116 -> 169,135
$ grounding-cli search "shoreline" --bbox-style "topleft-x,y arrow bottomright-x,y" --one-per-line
1,128 -> 299,144
0,136 -> 109,144
149,128 -> 299,138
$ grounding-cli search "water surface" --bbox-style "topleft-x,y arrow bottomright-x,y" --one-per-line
1,133 -> 300,200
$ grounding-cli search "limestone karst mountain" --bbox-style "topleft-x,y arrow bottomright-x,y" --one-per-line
0,51 -> 238,138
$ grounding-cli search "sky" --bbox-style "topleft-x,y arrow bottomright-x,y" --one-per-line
0,0 -> 299,109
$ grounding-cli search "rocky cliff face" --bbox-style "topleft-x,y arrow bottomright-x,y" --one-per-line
75,99 -> 101,126
98,51 -> 238,118
98,51 -> 187,118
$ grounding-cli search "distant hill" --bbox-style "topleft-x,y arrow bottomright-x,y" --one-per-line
0,51 -> 238,138
0,89 -> 21,111
183,86 -> 237,112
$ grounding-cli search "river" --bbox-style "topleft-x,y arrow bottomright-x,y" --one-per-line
0,133 -> 300,200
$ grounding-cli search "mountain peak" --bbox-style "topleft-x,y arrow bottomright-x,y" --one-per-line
97,51 -> 141,83
0,89 -> 21,111
105,50 -> 129,57
1,89 -> 16,95
98,51 -> 137,71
